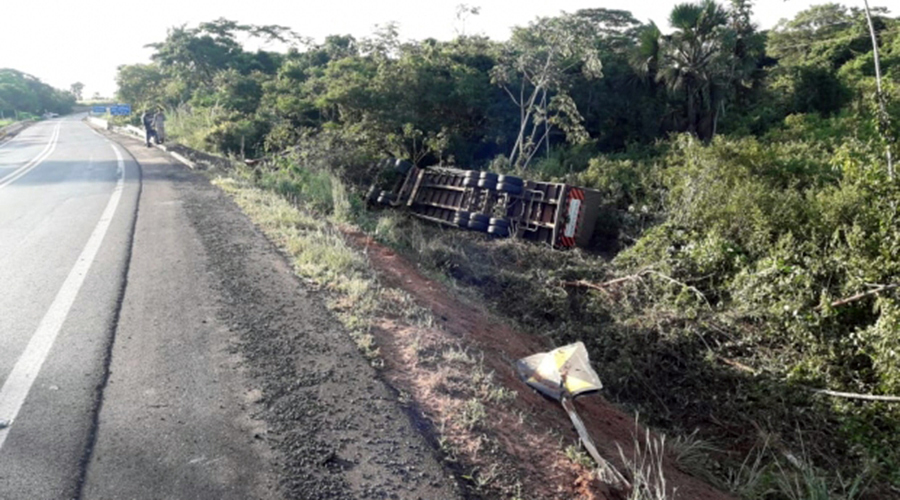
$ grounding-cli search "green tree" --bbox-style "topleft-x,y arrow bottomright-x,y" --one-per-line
490,13 -> 604,169
70,82 -> 85,102
767,3 -> 865,68
115,64 -> 167,108
656,0 -> 734,138
147,18 -> 297,89
0,69 -> 74,116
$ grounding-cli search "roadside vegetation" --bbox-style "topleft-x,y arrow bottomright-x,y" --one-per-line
117,2 -> 900,498
0,68 -> 76,119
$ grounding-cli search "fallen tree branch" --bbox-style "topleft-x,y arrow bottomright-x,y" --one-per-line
561,279 -> 615,292
828,283 -> 899,308
718,356 -> 758,375
561,269 -> 712,309
560,269 -> 653,291
806,387 -> 900,403
644,270 -> 712,309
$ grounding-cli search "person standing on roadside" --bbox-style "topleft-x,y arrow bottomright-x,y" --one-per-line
141,109 -> 156,147
153,108 -> 166,144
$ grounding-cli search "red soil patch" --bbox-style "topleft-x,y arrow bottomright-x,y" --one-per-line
342,228 -> 734,500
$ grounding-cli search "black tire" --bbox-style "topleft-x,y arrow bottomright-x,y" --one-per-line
469,212 -> 490,225
497,182 -> 524,195
463,177 -> 479,188
497,175 -> 524,186
487,225 -> 510,237
452,210 -> 471,227
463,170 -> 480,178
478,172 -> 499,183
377,191 -> 397,205
366,185 -> 379,203
477,178 -> 497,190
394,159 -> 413,175
489,217 -> 510,229
467,220 -> 489,232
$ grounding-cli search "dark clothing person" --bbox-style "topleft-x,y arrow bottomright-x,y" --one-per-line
141,111 -> 156,147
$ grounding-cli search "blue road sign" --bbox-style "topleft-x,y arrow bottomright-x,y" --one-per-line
92,105 -> 108,114
110,104 -> 132,116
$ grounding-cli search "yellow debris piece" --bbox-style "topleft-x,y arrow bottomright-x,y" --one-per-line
517,342 -> 602,401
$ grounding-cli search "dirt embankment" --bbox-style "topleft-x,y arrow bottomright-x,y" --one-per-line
341,228 -> 733,500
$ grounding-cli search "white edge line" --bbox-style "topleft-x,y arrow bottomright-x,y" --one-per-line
0,122 -> 58,184
0,123 -> 61,189
0,143 -> 126,450
103,124 -> 194,170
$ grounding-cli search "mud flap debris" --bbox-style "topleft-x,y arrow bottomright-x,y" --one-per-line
516,342 -> 630,489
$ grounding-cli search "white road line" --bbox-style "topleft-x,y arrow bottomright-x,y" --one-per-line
0,143 -> 126,451
0,122 -> 61,189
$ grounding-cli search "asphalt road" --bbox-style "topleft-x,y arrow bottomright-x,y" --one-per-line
0,116 -> 139,499
0,119 -> 459,499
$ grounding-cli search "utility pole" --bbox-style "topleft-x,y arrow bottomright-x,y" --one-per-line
863,0 -> 894,181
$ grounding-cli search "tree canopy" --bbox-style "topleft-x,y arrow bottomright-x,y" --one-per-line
0,69 -> 75,117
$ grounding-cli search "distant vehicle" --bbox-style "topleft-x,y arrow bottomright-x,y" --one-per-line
43,112 -> 58,119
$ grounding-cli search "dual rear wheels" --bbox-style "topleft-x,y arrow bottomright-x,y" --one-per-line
462,171 -> 524,195
453,211 -> 511,237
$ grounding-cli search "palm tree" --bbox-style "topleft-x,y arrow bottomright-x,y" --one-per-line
655,0 -> 732,137
629,21 -> 662,82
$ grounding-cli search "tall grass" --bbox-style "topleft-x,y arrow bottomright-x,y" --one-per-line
165,104 -> 226,151
618,428 -> 672,500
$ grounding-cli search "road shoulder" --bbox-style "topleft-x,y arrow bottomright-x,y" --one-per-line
84,131 -> 461,499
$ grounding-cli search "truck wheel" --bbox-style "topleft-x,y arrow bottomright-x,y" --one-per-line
487,225 -> 510,237
488,217 -> 510,229
467,220 -> 489,232
394,159 -> 413,175
463,176 -> 479,188
497,182 -> 523,195
469,213 -> 490,225
377,191 -> 397,205
366,185 -> 379,203
452,210 -> 472,227
478,172 -> 499,183
477,178 -> 497,190
497,175 -> 524,186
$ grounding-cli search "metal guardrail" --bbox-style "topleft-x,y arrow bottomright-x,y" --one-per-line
86,116 -> 110,130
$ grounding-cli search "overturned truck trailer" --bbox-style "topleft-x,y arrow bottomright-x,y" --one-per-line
368,160 -> 601,249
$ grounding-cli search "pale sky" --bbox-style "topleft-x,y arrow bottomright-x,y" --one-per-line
0,0 -> 871,99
